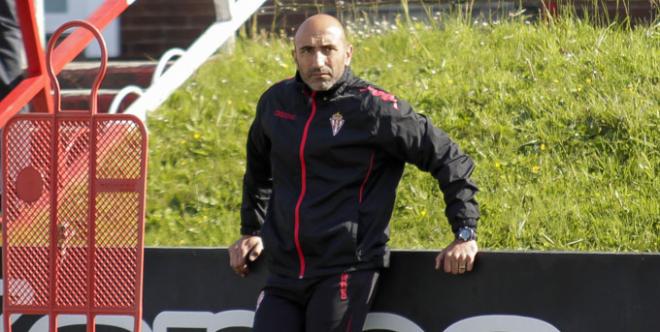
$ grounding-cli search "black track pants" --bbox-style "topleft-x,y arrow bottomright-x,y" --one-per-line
252,270 -> 380,332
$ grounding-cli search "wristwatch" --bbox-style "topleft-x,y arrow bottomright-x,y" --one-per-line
456,226 -> 477,242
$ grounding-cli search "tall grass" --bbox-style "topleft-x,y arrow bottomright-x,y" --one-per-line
146,13 -> 659,251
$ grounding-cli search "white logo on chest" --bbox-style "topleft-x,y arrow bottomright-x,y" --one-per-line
330,112 -> 345,136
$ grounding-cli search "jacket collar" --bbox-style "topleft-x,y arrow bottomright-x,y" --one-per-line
295,66 -> 354,98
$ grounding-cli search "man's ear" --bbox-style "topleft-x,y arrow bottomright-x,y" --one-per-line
292,48 -> 298,66
344,44 -> 353,66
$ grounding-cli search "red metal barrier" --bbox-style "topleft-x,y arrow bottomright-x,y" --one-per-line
0,0 -> 132,128
2,20 -> 147,332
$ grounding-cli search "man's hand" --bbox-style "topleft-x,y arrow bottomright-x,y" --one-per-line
435,239 -> 478,275
229,235 -> 263,277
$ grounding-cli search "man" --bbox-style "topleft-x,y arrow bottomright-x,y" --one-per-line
0,0 -> 23,99
229,14 -> 479,332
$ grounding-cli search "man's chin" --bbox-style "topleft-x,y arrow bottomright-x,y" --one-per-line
308,80 -> 335,91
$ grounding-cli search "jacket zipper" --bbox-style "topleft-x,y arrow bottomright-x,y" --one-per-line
294,91 -> 317,279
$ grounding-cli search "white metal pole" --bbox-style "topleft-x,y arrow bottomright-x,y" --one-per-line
34,0 -> 46,51
124,0 -> 267,122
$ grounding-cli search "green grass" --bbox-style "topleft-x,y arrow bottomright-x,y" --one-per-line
145,14 -> 659,251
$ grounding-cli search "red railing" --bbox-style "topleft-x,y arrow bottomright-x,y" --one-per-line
2,14 -> 146,332
0,0 -> 133,128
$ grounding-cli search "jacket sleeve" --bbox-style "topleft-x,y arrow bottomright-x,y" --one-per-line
240,96 -> 272,236
372,97 -> 480,233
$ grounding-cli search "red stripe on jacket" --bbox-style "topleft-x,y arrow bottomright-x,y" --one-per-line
293,91 -> 317,278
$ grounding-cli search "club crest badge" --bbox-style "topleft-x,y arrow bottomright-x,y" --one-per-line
330,112 -> 345,136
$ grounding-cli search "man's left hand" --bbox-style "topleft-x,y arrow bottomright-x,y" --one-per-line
435,239 -> 478,275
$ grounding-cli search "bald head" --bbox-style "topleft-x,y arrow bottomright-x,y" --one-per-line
292,14 -> 353,91
294,14 -> 348,49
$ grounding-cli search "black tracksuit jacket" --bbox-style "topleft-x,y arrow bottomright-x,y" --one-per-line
241,68 -> 479,279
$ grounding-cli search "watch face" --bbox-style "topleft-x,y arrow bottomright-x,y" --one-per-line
458,228 -> 473,241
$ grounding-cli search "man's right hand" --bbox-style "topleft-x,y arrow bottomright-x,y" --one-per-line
229,235 -> 263,277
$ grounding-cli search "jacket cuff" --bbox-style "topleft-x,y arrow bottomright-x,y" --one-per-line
240,226 -> 261,236
451,219 -> 478,234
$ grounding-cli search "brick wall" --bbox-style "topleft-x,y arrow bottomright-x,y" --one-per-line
121,0 -> 220,59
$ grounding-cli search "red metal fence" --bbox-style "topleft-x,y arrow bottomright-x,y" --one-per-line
2,3 -> 145,331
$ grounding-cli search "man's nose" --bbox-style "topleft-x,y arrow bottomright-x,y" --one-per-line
313,51 -> 327,67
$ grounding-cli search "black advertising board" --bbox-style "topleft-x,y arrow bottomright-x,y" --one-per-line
2,249 -> 660,331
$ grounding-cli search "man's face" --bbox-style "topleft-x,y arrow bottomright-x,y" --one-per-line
293,26 -> 352,91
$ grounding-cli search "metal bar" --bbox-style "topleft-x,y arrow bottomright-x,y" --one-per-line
134,120 -> 149,332
1,307 -> 140,315
2,118 -> 11,332
49,117 -> 59,332
15,0 -> 52,114
16,1 -> 45,81
88,116 -> 98,332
